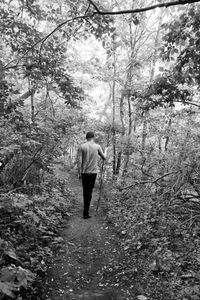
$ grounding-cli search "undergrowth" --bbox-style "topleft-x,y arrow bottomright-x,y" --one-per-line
0,172 -> 74,300
106,182 -> 200,300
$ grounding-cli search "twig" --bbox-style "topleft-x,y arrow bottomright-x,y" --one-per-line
175,100 -> 200,109
88,0 -> 101,13
121,170 -> 181,190
84,2 -> 92,15
181,214 -> 200,226
0,187 -> 24,195
21,147 -> 43,181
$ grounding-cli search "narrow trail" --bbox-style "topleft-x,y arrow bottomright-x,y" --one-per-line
42,170 -> 142,300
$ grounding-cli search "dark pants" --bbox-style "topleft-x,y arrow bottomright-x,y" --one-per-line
82,173 -> 97,217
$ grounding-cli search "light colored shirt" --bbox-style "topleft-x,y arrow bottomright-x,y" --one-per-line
78,141 -> 105,174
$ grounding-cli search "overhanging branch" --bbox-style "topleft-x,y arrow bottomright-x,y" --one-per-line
88,0 -> 200,15
4,0 -> 200,71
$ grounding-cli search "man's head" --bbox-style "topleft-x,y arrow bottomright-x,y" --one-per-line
86,131 -> 94,140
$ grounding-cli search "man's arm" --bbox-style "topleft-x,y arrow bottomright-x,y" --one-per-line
77,147 -> 82,179
98,146 -> 106,160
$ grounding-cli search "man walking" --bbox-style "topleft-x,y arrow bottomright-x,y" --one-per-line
77,132 -> 106,219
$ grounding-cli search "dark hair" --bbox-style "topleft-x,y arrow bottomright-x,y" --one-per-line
86,131 -> 94,139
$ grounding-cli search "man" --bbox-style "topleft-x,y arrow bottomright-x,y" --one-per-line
77,131 -> 106,219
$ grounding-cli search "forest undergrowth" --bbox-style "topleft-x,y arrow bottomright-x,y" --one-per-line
106,180 -> 200,300
0,166 -> 76,300
1,161 -> 200,300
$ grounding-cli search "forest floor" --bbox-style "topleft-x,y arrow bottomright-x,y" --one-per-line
41,168 -> 172,300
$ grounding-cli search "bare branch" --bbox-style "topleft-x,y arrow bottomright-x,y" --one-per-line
85,2 -> 92,15
121,170 -> 181,190
14,89 -> 36,103
88,0 -> 101,13
88,0 -> 200,15
175,100 -> 200,109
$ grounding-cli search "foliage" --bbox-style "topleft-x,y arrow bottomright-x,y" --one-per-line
1,0 -> 200,298
0,172 -> 74,299
105,105 -> 200,299
160,5 -> 200,86
144,74 -> 192,109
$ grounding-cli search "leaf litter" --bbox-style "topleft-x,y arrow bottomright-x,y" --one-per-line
43,179 -> 143,300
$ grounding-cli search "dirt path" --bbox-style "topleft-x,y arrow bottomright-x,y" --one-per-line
42,171 -> 143,300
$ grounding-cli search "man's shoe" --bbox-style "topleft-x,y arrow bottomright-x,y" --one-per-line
83,215 -> 91,219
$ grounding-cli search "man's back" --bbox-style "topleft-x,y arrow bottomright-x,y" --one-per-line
80,141 -> 100,173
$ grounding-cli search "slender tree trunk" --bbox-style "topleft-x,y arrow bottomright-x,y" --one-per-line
133,99 -> 138,132
128,93 -> 132,135
164,118 -> 172,151
0,68 -> 5,116
158,134 -> 162,153
116,92 -> 126,175
112,79 -> 116,176
28,77 -> 36,124
122,92 -> 133,176
112,36 -> 117,177
141,7 -> 164,152
120,14 -> 135,177
31,90 -> 35,124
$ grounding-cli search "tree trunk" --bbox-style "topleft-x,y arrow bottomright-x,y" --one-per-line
112,37 -> 117,177
116,92 -> 126,175
31,89 -> 35,124
112,80 -> 116,176
141,7 -> 164,152
164,118 -> 172,151
122,92 -> 133,176
120,14 -> 135,177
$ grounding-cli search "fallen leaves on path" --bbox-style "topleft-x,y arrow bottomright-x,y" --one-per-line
43,184 -> 142,300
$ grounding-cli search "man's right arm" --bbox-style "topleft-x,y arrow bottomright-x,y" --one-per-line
98,146 -> 106,161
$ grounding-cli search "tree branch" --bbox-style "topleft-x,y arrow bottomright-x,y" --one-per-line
175,100 -> 200,109
88,0 -> 200,15
121,170 -> 181,190
14,89 -> 36,103
4,0 -> 200,72
39,13 -> 95,65
88,0 -> 101,13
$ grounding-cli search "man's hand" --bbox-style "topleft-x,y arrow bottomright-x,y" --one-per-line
104,147 -> 109,157
98,146 -> 106,161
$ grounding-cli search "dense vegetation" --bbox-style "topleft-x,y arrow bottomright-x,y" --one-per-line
1,0 -> 200,299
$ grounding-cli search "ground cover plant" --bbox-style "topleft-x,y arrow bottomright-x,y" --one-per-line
106,127 -> 200,299
0,170 -> 74,299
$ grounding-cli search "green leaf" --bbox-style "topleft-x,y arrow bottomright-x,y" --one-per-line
0,281 -> 18,298
137,296 -> 148,300
5,249 -> 19,261
16,267 -> 35,288
0,267 -> 16,282
191,296 -> 200,300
